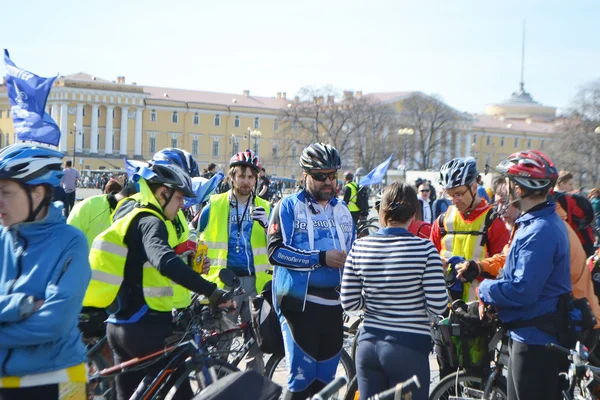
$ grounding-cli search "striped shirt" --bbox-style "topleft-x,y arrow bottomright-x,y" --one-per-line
341,228 -> 448,336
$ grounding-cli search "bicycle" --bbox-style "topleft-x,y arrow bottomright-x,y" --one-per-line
356,214 -> 378,238
547,341 -> 600,400
89,270 -> 243,399
344,375 -> 421,400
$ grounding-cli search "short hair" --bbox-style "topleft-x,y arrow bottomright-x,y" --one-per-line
492,176 -> 507,195
208,163 -> 217,171
379,183 -> 418,224
65,160 -> 72,168
229,165 -> 258,180
104,179 -> 123,194
557,171 -> 573,186
261,167 -> 266,173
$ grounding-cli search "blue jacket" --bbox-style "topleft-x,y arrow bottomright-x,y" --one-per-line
478,202 -> 571,345
268,190 -> 355,312
0,202 -> 91,377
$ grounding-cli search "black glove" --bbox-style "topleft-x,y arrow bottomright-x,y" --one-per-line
208,288 -> 231,314
462,260 -> 481,283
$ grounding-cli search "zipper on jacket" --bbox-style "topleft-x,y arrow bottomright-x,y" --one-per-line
2,231 -> 27,375
55,258 -> 72,285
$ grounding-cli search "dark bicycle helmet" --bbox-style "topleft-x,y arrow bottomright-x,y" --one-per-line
230,149 -> 261,172
0,143 -> 64,187
299,143 -> 341,171
147,160 -> 195,198
153,148 -> 200,178
439,157 -> 478,190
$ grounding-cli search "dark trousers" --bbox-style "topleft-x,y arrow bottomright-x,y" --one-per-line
64,191 -> 76,217
350,211 -> 360,227
107,321 -> 193,400
0,384 -> 58,400
507,339 -> 564,400
356,339 -> 429,400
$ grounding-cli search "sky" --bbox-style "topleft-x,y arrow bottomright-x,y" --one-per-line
2,0 -> 599,114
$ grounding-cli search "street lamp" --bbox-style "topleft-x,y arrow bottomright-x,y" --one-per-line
397,128 -> 414,182
69,122 -> 80,168
247,127 -> 262,154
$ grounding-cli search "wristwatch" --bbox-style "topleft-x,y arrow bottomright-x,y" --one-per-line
19,296 -> 35,319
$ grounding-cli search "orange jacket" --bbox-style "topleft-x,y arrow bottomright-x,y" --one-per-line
478,204 -> 600,328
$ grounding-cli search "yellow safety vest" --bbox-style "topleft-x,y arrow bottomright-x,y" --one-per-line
440,205 -> 491,302
200,192 -> 272,293
345,182 -> 360,212
84,179 -> 185,312
112,194 -> 192,309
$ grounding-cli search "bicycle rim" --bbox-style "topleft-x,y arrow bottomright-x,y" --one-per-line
429,372 -> 507,400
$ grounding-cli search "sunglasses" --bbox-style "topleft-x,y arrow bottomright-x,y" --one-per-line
309,172 -> 337,182
419,189 -> 430,193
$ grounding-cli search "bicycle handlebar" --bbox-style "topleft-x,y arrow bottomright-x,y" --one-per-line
545,342 -> 571,356
311,376 -> 348,400
371,375 -> 421,400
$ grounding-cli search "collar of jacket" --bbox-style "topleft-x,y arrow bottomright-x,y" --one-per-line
516,201 -> 555,223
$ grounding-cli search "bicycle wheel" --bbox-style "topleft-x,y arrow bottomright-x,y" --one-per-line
265,350 -> 355,400
87,351 -> 115,400
429,371 -> 507,400
357,224 -> 379,238
343,376 -> 358,400
186,359 -> 240,395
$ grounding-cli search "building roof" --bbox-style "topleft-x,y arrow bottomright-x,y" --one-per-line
472,114 -> 556,134
60,73 -> 112,83
362,91 -> 414,103
143,86 -> 291,110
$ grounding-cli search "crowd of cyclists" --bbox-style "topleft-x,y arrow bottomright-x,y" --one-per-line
1,138 -> 600,400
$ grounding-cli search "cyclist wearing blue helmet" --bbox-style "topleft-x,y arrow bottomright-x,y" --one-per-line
152,148 -> 200,178
0,144 -> 91,399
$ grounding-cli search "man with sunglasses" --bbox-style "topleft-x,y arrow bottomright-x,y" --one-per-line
417,181 -> 433,223
268,143 -> 355,400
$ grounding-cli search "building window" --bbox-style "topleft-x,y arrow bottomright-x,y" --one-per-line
528,139 -> 531,147
234,116 -> 240,128
113,108 -> 116,119
254,117 -> 260,129
172,111 -> 179,124
98,108 -> 101,118
7,109 -> 10,118
472,135 -> 476,144
82,107 -> 86,117
273,119 -> 279,131
214,114 -> 220,127
291,143 -> 297,159
486,135 -> 490,145
170,135 -> 178,148
514,138 -> 518,148
149,136 -> 156,153
0,109 -> 3,118
212,137 -> 219,157
500,137 -> 504,147
192,137 -> 199,156
150,110 -> 157,122
193,113 -> 199,125
272,145 -> 278,159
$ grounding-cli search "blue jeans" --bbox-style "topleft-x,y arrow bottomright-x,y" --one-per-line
356,338 -> 430,400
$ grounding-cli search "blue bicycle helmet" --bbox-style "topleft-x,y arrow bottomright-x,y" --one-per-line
0,143 -> 64,187
439,157 -> 478,190
153,148 -> 200,178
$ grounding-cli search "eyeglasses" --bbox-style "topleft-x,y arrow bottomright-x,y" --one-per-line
419,189 -> 430,193
447,187 -> 470,199
309,172 -> 337,182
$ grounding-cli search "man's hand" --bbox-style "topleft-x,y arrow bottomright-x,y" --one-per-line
252,206 -> 269,229
456,260 -> 481,282
202,256 -> 211,275
325,250 -> 347,268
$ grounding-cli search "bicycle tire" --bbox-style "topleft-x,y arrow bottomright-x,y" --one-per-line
87,351 -> 115,400
343,376 -> 358,400
265,349 -> 355,399
428,371 -> 507,400
357,224 -> 379,238
188,358 -> 240,394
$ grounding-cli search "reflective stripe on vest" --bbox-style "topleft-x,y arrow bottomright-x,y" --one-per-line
200,191 -> 272,292
85,190 -> 181,311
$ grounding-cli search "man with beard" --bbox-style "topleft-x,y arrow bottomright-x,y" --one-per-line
268,143 -> 355,400
198,149 -> 271,372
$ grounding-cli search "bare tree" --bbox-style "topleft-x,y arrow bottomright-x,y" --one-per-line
277,86 -> 396,171
398,93 -> 463,170
549,80 -> 600,186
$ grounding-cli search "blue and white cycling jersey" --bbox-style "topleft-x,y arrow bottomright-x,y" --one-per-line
268,190 -> 355,312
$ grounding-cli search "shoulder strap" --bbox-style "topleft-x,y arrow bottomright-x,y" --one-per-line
479,208 -> 498,248
438,213 -> 446,238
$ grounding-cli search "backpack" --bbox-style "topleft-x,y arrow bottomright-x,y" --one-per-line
355,185 -> 370,215
555,192 -> 596,257
432,198 -> 451,220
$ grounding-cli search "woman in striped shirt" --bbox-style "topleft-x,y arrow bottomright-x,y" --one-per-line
341,182 -> 448,400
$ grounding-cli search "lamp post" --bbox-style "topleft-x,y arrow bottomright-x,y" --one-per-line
397,128 -> 414,182
247,127 -> 262,154
69,122 -> 79,168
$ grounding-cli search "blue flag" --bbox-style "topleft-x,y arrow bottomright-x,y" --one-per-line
184,172 -> 224,208
359,154 -> 394,186
4,50 -> 60,147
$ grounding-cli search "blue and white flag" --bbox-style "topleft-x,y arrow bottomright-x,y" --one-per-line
184,172 -> 224,208
3,49 -> 60,147
359,154 -> 394,186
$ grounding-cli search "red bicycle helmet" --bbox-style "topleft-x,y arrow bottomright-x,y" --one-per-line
496,150 -> 558,191
230,149 -> 261,172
